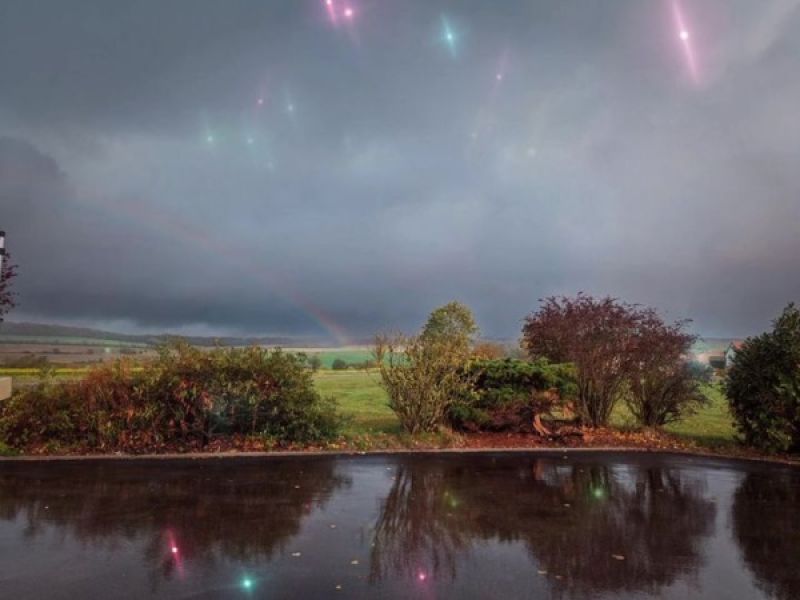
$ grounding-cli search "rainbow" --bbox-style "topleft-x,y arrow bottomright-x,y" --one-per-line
77,192 -> 351,345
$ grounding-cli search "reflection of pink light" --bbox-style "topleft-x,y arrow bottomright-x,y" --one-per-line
166,530 -> 185,578
257,98 -> 264,105
671,0 -> 699,84
344,7 -> 353,18
418,572 -> 427,581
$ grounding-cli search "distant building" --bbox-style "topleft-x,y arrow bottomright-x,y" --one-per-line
708,354 -> 727,370
725,341 -> 745,369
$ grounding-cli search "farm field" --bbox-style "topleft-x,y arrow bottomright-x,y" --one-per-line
292,348 -> 374,369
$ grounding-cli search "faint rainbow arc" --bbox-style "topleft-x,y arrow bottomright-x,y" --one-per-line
78,192 -> 351,345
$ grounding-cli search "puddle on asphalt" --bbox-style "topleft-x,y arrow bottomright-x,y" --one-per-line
1,452 -> 798,599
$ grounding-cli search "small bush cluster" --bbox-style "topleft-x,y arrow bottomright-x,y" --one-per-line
331,358 -> 377,370
448,358 -> 576,431
331,358 -> 349,370
0,342 -> 342,452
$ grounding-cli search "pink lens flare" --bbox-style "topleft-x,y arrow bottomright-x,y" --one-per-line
671,0 -> 699,84
324,0 -> 338,26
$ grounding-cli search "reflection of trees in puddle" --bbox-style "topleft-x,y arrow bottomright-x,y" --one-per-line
732,470 -> 800,600
0,460 -> 349,585
370,457 -> 715,595
520,463 -> 716,596
369,464 -> 473,582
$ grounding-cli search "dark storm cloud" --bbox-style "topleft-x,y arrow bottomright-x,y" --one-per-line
1,0 -> 799,341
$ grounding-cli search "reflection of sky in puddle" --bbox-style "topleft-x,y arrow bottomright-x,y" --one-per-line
0,454 -> 798,599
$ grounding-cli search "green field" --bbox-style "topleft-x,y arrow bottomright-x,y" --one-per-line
305,349 -> 374,369
313,369 -> 399,434
664,384 -> 737,446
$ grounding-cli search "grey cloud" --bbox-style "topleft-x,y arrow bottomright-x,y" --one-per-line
1,1 -> 798,341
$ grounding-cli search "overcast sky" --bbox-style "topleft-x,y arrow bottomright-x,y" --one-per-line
1,0 -> 798,343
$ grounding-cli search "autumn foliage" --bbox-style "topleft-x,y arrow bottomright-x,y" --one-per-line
0,342 -> 341,452
522,294 -> 702,427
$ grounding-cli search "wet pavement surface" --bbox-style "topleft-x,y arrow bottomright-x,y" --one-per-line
1,452 -> 798,599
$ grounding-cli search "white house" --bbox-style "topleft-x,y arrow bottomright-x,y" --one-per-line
725,341 -> 744,369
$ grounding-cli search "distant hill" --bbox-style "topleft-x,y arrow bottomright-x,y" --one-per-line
0,321 -> 324,348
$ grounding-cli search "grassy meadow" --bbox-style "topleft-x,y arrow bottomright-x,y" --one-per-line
313,369 -> 399,435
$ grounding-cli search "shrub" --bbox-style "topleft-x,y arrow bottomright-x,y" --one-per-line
626,317 -> 706,427
447,358 -> 577,431
687,360 -> 714,383
523,295 -> 650,426
375,333 -> 472,434
626,363 -> 706,427
0,342 -> 342,451
331,358 -> 349,370
0,440 -> 17,456
726,304 -> 800,453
